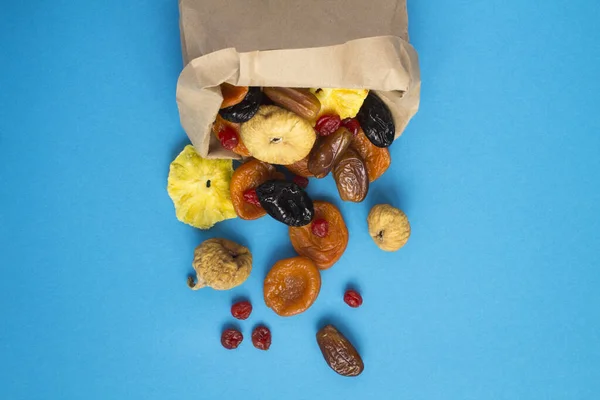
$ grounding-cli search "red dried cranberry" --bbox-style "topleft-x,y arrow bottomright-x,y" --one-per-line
311,218 -> 329,238
344,289 -> 363,308
251,326 -> 272,350
231,300 -> 252,320
293,175 -> 309,189
243,188 -> 261,206
341,118 -> 361,136
219,126 -> 239,150
315,114 -> 341,136
221,328 -> 243,349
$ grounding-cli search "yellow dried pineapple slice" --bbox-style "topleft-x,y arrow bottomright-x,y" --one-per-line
167,145 -> 236,229
311,88 -> 369,120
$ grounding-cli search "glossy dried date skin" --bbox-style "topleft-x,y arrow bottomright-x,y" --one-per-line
308,127 -> 353,178
263,87 -> 321,120
316,325 -> 364,377
333,148 -> 369,202
219,87 -> 263,123
356,92 -> 395,148
256,180 -> 314,226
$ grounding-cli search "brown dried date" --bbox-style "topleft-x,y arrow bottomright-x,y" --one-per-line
263,87 -> 321,121
308,127 -> 353,179
333,148 -> 369,202
316,324 -> 364,377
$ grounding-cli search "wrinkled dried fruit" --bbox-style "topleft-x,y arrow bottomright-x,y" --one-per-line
312,88 -> 369,119
344,289 -> 363,308
221,328 -> 243,349
220,83 -> 249,109
350,128 -> 391,182
284,155 -> 314,178
356,92 -> 395,148
264,256 -> 321,316
315,114 -> 341,136
256,180 -> 314,227
251,326 -> 272,350
230,159 -> 284,220
263,87 -> 321,121
219,87 -> 262,123
218,126 -> 239,150
316,325 -> 364,377
293,175 -> 309,189
367,204 -> 410,251
167,145 -> 236,229
341,118 -> 361,136
311,218 -> 328,238
187,238 -> 252,290
308,127 -> 353,178
212,115 -> 251,157
333,148 -> 369,203
240,106 -> 316,165
289,201 -> 348,270
231,300 -> 252,320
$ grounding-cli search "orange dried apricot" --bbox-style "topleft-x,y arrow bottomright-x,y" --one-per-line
220,83 -> 249,109
289,201 -> 349,270
230,159 -> 284,220
264,256 -> 321,317
284,154 -> 314,178
350,128 -> 391,182
212,115 -> 251,157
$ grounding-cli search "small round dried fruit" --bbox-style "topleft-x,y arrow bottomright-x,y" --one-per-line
218,126 -> 239,151
251,326 -> 272,350
293,175 -> 309,189
212,115 -> 251,157
311,219 -> 329,238
344,290 -> 363,308
264,256 -> 321,317
243,188 -> 261,207
341,118 -> 361,136
221,328 -> 243,349
256,180 -> 314,227
315,114 -> 341,136
231,300 -> 253,320
367,204 -> 410,251
219,87 -> 262,123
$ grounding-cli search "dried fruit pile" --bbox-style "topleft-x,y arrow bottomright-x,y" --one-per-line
167,84 -> 414,377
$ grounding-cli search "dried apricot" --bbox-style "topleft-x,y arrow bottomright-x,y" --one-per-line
264,257 -> 321,317
289,201 -> 349,270
220,83 -> 249,109
230,159 -> 284,220
284,155 -> 314,178
212,115 -> 251,157
350,128 -> 391,182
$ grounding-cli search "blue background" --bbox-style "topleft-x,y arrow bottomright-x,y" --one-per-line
1,0 -> 599,399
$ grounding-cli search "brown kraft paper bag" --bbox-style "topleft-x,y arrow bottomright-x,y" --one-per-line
177,0 -> 420,159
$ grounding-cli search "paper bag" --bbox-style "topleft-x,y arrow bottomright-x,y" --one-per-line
176,0 -> 420,159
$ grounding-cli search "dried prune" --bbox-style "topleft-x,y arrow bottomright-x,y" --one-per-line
356,92 -> 395,148
350,128 -> 391,182
219,87 -> 262,123
263,87 -> 321,120
333,148 -> 369,203
308,127 -> 353,178
251,326 -> 272,350
256,180 -> 314,226
230,159 -> 284,220
316,325 -> 364,377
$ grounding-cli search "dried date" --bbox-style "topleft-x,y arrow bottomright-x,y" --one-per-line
308,127 -> 353,178
333,148 -> 369,202
316,324 -> 364,377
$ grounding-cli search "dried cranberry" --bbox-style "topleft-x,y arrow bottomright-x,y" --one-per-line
311,218 -> 329,238
251,326 -> 272,350
231,300 -> 252,320
315,114 -> 341,136
293,175 -> 309,189
243,188 -> 261,206
221,328 -> 243,349
344,289 -> 363,308
219,126 -> 239,150
341,118 -> 361,136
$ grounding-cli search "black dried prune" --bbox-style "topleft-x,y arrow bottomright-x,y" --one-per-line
256,180 -> 314,226
356,92 -> 395,148
219,87 -> 262,123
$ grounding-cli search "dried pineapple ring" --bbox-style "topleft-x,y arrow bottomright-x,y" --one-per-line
167,145 -> 236,229
311,88 -> 369,120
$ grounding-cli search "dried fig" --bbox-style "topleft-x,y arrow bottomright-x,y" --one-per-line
308,127 -> 353,178
367,204 -> 410,251
356,92 -> 395,148
333,148 -> 369,202
316,325 -> 364,377
187,238 -> 252,290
